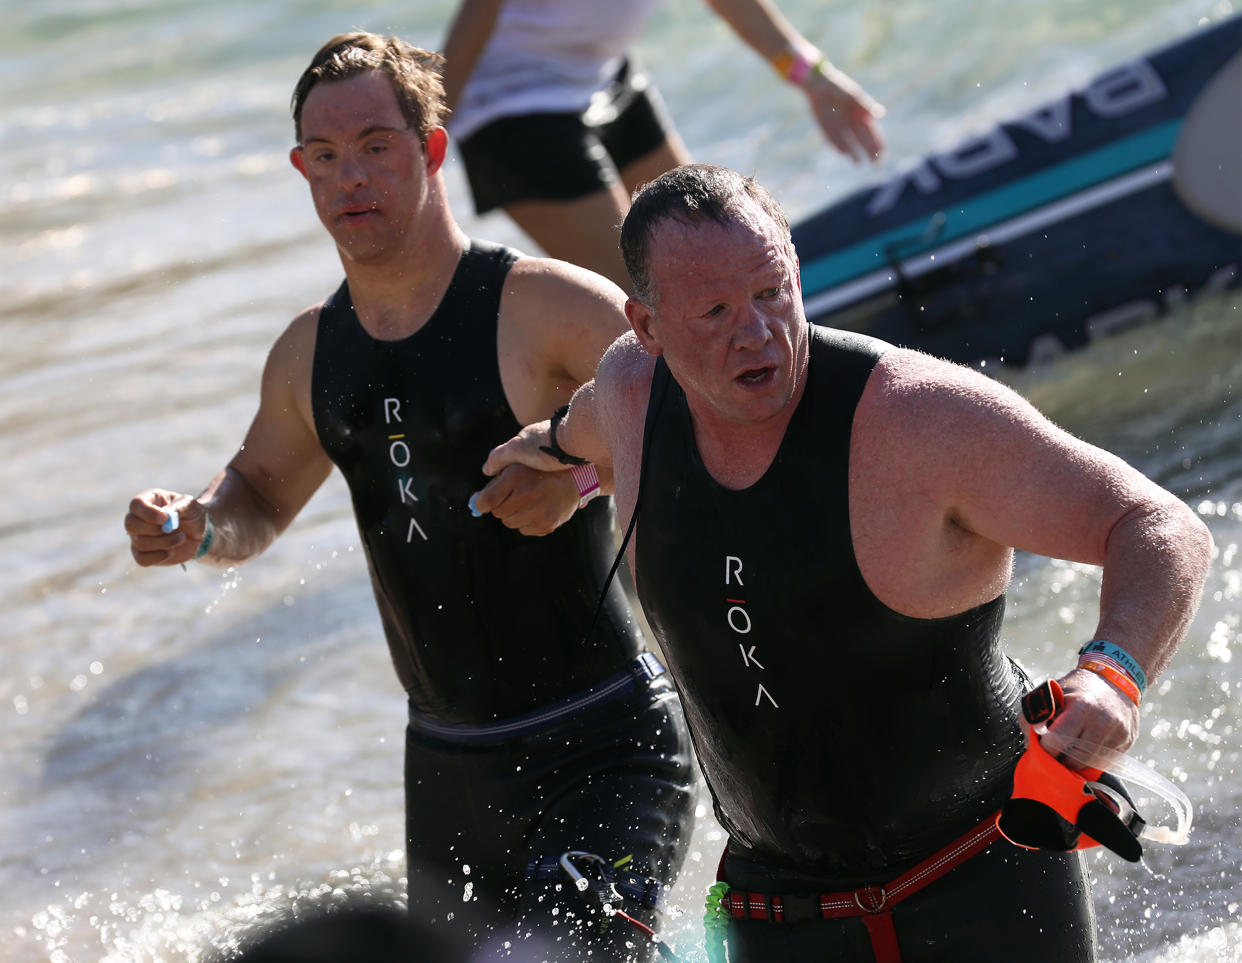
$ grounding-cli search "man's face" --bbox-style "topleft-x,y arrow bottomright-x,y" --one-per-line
628,203 -> 809,431
290,70 -> 436,265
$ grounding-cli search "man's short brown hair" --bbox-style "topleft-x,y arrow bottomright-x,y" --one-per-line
291,32 -> 447,145
621,164 -> 793,305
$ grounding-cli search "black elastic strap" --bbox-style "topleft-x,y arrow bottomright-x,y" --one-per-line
539,404 -> 591,465
578,371 -> 671,647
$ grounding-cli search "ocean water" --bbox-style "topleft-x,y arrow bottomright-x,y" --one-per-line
1,0 -> 1238,960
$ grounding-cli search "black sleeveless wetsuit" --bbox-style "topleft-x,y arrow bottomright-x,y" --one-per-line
634,325 -> 1094,961
311,240 -> 694,957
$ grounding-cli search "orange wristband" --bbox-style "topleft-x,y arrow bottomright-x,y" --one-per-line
1078,659 -> 1142,706
770,49 -> 823,86
770,50 -> 797,78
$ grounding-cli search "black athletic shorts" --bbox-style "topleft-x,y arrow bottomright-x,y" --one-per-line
403,672 -> 695,961
457,57 -> 676,215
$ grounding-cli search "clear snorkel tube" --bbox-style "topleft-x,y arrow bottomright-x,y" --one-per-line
1039,731 -> 1193,846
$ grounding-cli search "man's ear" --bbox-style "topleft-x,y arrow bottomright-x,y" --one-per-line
425,127 -> 448,175
626,297 -> 663,356
290,146 -> 307,178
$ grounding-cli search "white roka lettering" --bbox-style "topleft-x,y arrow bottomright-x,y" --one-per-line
739,644 -> 764,670
724,554 -> 777,710
389,437 -> 411,467
727,605 -> 752,634
385,397 -> 428,542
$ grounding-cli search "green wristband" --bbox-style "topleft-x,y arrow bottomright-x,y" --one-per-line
193,516 -> 215,560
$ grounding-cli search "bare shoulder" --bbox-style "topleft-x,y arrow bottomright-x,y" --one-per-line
597,331 -> 655,381
864,348 -> 1044,435
851,348 -> 1044,616
858,349 -> 1101,488
593,332 -> 653,454
260,303 -> 322,413
502,256 -> 628,329
270,303 -> 321,355
852,347 -> 1016,499
508,254 -> 626,296
855,347 -> 1113,514
591,333 -> 657,528
496,256 -> 631,413
595,332 -> 655,413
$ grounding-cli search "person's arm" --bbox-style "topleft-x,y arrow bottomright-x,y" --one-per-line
124,310 -> 334,568
483,378 -> 612,482
498,257 -> 633,422
484,331 -> 654,477
852,350 -> 1214,763
703,0 -> 885,162
470,258 -> 631,533
439,0 -> 506,114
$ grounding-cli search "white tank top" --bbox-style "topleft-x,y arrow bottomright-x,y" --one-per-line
450,0 -> 665,141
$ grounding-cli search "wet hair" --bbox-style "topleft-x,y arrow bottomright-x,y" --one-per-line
620,164 -> 793,305
291,32 -> 447,146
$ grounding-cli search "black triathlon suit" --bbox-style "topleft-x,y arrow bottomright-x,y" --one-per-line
634,325 -> 1096,962
311,240 -> 695,958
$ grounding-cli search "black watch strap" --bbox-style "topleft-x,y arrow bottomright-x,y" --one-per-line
539,404 -> 591,466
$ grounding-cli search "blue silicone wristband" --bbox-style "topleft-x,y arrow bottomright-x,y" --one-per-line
1078,640 -> 1149,695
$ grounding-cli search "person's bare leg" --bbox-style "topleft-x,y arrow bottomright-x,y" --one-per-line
619,134 -> 692,195
504,181 -> 633,290
503,135 -> 693,292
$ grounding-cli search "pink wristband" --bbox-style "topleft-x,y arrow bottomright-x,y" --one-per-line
570,463 -> 600,507
787,52 -> 814,86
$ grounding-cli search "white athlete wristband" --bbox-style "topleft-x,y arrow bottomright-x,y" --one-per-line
569,463 -> 600,508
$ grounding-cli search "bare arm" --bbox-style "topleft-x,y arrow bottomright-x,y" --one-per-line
468,460 -> 617,536
440,0 -> 505,114
471,380 -> 614,535
124,310 -> 334,568
1039,487 -> 1214,763
483,332 -> 653,525
481,376 -> 612,479
852,350 -> 1214,760
471,260 -> 632,533
703,0 -> 885,162
497,256 -> 632,425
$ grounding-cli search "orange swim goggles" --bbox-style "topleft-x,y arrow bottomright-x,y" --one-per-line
997,680 -> 1146,862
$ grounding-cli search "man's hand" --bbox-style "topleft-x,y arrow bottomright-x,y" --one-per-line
124,488 -> 211,566
469,463 -> 580,536
482,419 -> 570,478
1040,667 -> 1141,771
